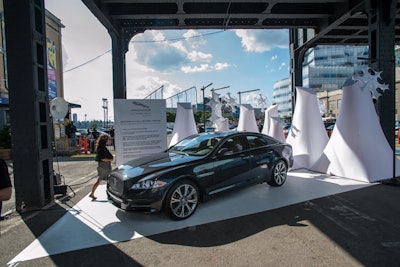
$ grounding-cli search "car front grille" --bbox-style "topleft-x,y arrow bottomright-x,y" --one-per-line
108,174 -> 124,195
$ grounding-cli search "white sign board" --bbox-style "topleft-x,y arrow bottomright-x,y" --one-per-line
114,99 -> 167,166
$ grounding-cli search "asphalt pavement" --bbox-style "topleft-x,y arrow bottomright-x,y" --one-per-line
1,155 -> 400,266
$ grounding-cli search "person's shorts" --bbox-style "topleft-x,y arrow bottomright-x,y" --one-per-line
97,161 -> 111,180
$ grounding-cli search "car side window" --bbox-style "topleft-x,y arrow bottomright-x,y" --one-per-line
247,136 -> 268,149
247,135 -> 279,148
220,136 -> 244,155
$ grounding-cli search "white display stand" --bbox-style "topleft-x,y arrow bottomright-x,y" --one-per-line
237,104 -> 259,132
214,117 -> 229,131
169,102 -> 198,147
262,105 -> 279,136
269,117 -> 285,143
311,76 -> 400,182
286,87 -> 329,170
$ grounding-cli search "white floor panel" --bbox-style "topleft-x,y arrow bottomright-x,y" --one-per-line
8,170 -> 373,265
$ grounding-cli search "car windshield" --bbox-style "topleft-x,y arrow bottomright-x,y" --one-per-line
168,134 -> 223,156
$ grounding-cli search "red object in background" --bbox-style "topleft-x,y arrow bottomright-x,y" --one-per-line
84,138 -> 88,154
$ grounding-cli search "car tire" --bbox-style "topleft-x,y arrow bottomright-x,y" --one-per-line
268,160 -> 287,187
164,180 -> 199,220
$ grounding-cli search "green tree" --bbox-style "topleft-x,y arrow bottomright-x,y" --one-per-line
194,110 -> 211,123
90,121 -> 98,129
166,112 -> 176,122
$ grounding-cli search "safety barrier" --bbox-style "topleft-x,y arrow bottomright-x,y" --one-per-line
77,136 -> 89,154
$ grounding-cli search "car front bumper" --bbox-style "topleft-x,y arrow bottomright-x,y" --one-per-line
107,187 -> 165,211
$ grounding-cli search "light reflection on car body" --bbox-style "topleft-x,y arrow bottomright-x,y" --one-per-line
107,131 -> 293,220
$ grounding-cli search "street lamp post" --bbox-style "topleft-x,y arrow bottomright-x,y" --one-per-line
210,85 -> 230,92
102,98 -> 108,127
200,83 -> 213,131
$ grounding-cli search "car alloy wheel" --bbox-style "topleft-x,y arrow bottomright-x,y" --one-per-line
268,160 -> 287,187
165,180 -> 199,220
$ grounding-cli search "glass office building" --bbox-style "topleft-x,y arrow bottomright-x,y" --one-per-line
272,78 -> 292,119
273,45 -> 369,119
303,45 -> 369,91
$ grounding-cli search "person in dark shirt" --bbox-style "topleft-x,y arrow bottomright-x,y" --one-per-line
89,134 -> 113,200
0,159 -> 12,216
91,128 -> 100,140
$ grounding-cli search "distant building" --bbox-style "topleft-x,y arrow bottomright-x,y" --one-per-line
317,89 -> 342,119
273,45 -> 369,120
272,78 -> 292,119
303,46 -> 368,91
0,6 -> 66,128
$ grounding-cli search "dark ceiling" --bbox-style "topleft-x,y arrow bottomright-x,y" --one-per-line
82,0 -> 400,48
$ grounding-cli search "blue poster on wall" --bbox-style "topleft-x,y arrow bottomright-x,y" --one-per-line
47,38 -> 57,99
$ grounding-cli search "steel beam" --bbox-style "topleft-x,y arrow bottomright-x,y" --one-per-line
4,0 -> 54,211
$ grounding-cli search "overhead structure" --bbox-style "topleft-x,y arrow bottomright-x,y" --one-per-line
82,0 -> 398,174
81,0 -> 397,97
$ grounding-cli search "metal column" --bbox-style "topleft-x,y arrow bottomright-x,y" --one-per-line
289,29 -> 308,117
4,0 -> 54,211
110,29 -> 144,99
110,31 -> 127,99
367,0 -> 396,151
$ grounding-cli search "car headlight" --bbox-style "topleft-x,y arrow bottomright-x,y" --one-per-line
282,146 -> 293,161
131,174 -> 167,190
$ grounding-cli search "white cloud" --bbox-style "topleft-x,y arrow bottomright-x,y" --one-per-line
271,55 -> 278,61
181,62 -> 232,73
279,62 -> 286,70
131,30 -> 216,72
130,76 -> 181,99
181,64 -> 213,73
132,35 -> 188,72
214,62 -> 231,71
183,29 -> 207,48
235,29 -> 288,52
188,51 -> 212,62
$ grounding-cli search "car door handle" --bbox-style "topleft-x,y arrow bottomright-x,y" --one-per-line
242,155 -> 254,160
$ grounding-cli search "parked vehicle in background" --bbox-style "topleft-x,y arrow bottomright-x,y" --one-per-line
107,131 -> 293,220
75,128 -> 88,138
324,121 -> 336,138
326,124 -> 335,137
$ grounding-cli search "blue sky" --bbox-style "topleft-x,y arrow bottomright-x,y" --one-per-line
45,0 -> 290,121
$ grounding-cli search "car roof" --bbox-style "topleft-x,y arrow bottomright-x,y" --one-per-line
197,130 -> 269,139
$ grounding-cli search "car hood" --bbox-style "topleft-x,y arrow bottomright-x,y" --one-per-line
115,152 -> 201,180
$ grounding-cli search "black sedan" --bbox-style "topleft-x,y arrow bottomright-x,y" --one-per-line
107,131 -> 293,220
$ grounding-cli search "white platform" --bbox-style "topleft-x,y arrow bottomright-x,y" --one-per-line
8,170 -> 373,265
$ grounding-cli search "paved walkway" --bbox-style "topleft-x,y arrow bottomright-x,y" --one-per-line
1,157 -> 400,266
